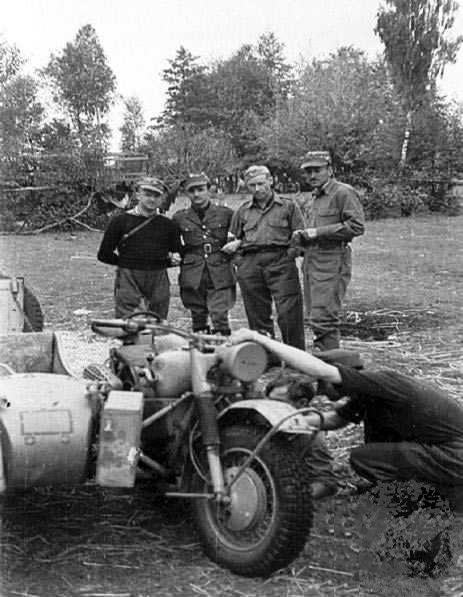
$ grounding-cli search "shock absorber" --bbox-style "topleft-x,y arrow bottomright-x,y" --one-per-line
190,347 -> 226,500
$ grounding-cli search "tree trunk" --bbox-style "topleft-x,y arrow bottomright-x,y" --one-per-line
399,110 -> 412,170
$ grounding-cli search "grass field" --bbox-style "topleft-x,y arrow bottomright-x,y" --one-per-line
1,213 -> 463,597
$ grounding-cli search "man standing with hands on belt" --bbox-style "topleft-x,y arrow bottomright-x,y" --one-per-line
293,151 -> 365,351
223,165 -> 305,350
173,173 -> 236,335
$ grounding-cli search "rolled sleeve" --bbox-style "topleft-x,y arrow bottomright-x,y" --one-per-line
230,208 -> 244,240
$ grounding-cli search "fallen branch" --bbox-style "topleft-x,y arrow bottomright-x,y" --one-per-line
22,193 -> 95,234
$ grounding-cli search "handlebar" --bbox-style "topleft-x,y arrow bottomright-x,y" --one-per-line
90,317 -> 229,344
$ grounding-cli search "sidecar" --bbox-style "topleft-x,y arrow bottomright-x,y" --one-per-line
0,324 -> 318,578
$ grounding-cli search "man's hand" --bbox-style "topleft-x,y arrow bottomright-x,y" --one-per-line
169,252 -> 182,267
221,239 -> 242,255
292,228 -> 318,244
230,328 -> 259,345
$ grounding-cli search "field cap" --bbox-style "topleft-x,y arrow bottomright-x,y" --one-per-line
184,173 -> 210,191
138,176 -> 167,194
316,348 -> 364,369
244,165 -> 271,183
301,151 -> 331,169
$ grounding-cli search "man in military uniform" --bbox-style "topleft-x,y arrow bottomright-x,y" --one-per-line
293,151 -> 365,351
224,165 -> 305,350
173,173 -> 235,335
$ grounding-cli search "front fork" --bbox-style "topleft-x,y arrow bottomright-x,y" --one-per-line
190,347 -> 228,502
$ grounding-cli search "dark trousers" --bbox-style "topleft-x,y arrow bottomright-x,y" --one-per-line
114,267 -> 170,319
180,269 -> 235,333
235,249 -> 305,349
303,245 -> 351,350
350,440 -> 463,512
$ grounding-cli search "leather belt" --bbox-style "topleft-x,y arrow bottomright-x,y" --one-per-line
185,243 -> 220,256
241,245 -> 288,255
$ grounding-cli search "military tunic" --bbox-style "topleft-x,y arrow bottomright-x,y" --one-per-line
173,203 -> 235,333
302,178 -> 364,350
230,193 -> 305,349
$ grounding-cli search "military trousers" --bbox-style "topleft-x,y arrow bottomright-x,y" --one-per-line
235,248 -> 305,349
114,267 -> 170,319
180,267 -> 235,334
303,245 -> 352,350
350,440 -> 463,513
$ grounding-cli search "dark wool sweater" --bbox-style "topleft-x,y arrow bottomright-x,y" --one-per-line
97,212 -> 182,270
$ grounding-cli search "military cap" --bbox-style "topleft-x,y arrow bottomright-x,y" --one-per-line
138,176 -> 168,194
244,165 -> 272,183
316,348 -> 364,369
300,151 -> 332,169
183,173 -> 210,191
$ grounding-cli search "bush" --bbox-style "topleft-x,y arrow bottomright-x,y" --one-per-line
360,180 -> 428,220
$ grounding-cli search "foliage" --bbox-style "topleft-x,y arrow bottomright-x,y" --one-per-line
143,122 -> 236,179
159,46 -> 212,128
375,0 -> 463,166
0,39 -> 44,182
120,96 -> 145,151
262,47 -> 403,176
44,24 -> 116,142
360,178 -> 429,219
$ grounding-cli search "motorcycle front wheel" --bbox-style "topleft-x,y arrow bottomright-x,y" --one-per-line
191,424 -> 314,577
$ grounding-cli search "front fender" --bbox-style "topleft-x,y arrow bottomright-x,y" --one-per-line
218,399 -> 316,435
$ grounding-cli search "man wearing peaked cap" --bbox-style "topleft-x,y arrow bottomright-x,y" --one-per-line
224,164 -> 305,351
97,175 -> 182,318
172,173 -> 235,335
293,150 -> 365,351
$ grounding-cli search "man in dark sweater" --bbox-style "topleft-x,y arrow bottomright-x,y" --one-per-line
230,329 -> 463,512
97,177 -> 182,318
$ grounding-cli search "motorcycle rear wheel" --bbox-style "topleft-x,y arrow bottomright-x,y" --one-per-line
191,424 -> 313,577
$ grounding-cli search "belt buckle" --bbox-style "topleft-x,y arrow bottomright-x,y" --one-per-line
203,243 -> 212,255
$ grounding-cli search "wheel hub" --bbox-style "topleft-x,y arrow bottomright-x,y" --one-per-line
224,466 -> 267,532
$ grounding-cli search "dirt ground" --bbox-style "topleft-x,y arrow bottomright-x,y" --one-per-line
1,213 -> 463,597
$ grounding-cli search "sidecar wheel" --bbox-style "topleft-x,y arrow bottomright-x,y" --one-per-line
191,425 -> 313,577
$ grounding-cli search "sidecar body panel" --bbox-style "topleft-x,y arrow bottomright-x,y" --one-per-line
0,331 -> 73,375
0,373 -> 92,491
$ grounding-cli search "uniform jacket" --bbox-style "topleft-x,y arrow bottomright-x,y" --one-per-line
305,178 -> 365,246
172,203 -> 235,290
230,193 -> 304,250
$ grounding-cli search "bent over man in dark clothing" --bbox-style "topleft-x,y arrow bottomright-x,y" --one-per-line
97,177 -> 182,318
230,328 -> 463,513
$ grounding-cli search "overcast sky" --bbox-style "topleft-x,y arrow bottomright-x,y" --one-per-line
2,0 -> 463,149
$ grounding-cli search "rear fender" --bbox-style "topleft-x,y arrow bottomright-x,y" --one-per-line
218,399 -> 316,436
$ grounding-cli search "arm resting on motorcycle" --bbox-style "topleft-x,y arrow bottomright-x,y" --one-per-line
230,329 -> 350,432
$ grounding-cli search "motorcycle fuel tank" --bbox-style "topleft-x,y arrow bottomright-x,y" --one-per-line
0,373 -> 93,492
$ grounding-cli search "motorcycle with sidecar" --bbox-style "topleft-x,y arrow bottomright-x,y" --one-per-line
0,313 -> 318,577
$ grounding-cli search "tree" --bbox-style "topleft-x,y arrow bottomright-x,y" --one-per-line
120,96 -> 145,151
0,39 -> 43,181
375,0 -> 463,167
45,24 -> 116,142
261,48 -> 402,177
256,32 -> 293,97
160,46 -> 212,127
144,122 -> 236,179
